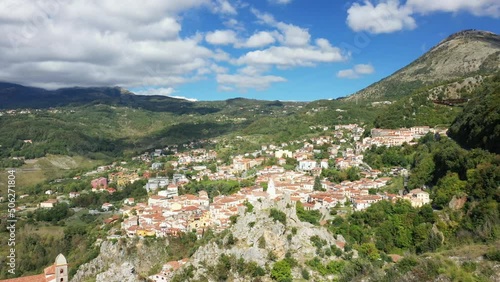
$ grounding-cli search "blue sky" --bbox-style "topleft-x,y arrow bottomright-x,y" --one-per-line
0,0 -> 498,101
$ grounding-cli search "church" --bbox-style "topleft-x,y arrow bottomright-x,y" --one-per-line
0,254 -> 68,282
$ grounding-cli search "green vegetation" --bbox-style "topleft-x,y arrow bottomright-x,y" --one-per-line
373,90 -> 463,129
448,73 -> 500,153
306,257 -> 345,275
321,166 -> 361,183
363,144 -> 414,169
296,201 -> 322,225
269,208 -> 287,225
201,254 -> 265,281
271,259 -> 292,282
182,179 -> 255,200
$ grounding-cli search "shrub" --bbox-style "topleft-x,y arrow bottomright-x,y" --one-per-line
258,236 -> 266,248
301,268 -> 310,280
485,250 -> 500,262
271,260 -> 292,282
270,208 -> 287,225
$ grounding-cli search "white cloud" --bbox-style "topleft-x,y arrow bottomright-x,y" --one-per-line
337,63 -> 375,79
205,29 -> 238,45
251,8 -> 310,47
269,0 -> 293,5
0,0 -> 219,90
347,0 -> 416,34
346,0 -> 498,34
354,64 -> 375,74
212,0 -> 237,15
407,0 -> 499,17
217,73 -> 287,91
134,87 -> 176,96
224,18 -> 245,31
238,31 -> 276,48
276,22 -> 311,46
251,8 -> 278,25
134,87 -> 198,101
237,39 -> 346,67
170,95 -> 198,102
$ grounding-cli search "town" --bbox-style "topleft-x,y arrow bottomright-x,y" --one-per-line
5,124 -> 440,280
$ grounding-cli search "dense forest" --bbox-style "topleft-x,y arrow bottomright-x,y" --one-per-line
448,73 -> 500,153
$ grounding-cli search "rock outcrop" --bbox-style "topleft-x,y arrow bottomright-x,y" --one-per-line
174,197 -> 348,281
71,238 -> 168,282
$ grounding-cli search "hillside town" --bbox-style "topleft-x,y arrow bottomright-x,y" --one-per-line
12,124 -> 438,281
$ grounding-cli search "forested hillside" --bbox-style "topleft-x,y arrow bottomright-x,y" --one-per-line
448,73 -> 500,153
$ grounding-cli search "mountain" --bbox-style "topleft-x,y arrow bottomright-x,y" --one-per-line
346,30 -> 500,101
0,82 -> 222,114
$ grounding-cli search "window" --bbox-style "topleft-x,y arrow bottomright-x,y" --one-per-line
60,269 -> 64,274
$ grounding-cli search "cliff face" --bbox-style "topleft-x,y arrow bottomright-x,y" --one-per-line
174,198 -> 350,281
71,238 -> 169,282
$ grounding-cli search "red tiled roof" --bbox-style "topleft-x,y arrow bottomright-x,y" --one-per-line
44,265 -> 55,275
0,274 -> 46,282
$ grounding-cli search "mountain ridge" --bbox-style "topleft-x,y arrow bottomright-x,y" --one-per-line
345,29 -> 500,101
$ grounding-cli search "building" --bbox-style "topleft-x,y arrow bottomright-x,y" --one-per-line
91,177 -> 108,190
404,189 -> 431,207
40,199 -> 58,209
144,177 -> 169,192
0,253 -> 68,282
298,160 -> 317,171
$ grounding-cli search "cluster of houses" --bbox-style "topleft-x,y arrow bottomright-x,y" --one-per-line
118,162 -> 430,240
360,127 -> 432,148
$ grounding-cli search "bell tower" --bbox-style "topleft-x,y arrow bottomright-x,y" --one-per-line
54,253 -> 68,282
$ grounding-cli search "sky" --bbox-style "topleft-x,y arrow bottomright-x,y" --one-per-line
0,0 -> 498,102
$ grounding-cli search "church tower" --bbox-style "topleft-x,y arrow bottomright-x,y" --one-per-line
54,253 -> 68,282
267,178 -> 276,199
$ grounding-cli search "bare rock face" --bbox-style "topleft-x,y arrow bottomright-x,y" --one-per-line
71,238 -> 168,282
178,198 -> 347,281
448,195 -> 467,210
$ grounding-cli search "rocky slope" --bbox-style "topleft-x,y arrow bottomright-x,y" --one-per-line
346,30 -> 500,101
172,197 -> 350,281
70,238 -> 169,282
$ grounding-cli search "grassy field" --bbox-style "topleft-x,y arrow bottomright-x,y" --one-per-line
0,155 -> 104,195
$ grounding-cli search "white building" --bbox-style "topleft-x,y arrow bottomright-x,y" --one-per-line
298,160 -> 317,171
144,177 -> 169,192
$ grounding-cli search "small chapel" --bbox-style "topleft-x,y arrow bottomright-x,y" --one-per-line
0,253 -> 68,282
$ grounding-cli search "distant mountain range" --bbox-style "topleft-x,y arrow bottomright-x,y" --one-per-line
1,29 -> 499,108
0,29 -> 498,157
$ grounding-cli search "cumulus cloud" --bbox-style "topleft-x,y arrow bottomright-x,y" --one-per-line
134,87 -> 176,96
205,29 -> 238,45
134,87 -> 198,101
0,0 -> 218,90
211,0 -> 237,15
217,73 -> 287,91
210,8 -> 349,91
237,38 -> 345,67
347,0 -> 416,34
238,31 -> 276,48
346,0 -> 498,34
407,0 -> 499,17
337,64 -> 375,79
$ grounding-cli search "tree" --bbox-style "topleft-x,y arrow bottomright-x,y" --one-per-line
271,260 -> 292,282
432,172 -> 466,209
358,242 -> 380,261
313,176 -> 324,191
